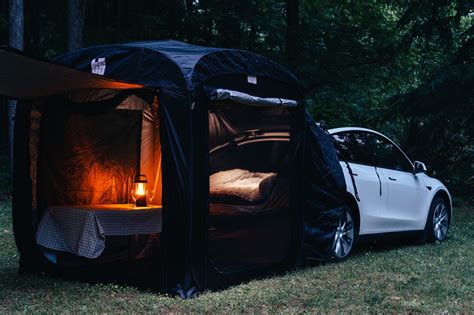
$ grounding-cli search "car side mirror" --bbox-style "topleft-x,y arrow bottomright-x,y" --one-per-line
414,161 -> 427,174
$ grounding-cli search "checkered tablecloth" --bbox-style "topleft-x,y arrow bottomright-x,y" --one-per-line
36,204 -> 162,259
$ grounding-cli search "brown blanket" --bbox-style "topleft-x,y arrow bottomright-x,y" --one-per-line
210,169 -> 276,203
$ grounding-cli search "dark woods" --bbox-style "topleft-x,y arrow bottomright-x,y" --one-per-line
0,0 -> 472,199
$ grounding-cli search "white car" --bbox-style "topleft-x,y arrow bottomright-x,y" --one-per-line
328,127 -> 452,260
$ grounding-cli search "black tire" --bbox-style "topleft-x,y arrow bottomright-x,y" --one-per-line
332,206 -> 357,262
424,197 -> 450,243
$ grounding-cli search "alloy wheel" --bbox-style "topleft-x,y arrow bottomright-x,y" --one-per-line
433,202 -> 449,241
333,209 -> 354,259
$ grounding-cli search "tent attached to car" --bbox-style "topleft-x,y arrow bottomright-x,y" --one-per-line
0,40 -> 347,297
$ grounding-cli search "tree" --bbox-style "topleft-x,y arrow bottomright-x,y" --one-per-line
166,0 -> 184,39
0,0 -> 471,198
286,0 -> 299,65
67,0 -> 84,51
388,1 -> 474,198
8,0 -> 23,170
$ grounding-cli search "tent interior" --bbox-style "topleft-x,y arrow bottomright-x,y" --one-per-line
208,102 -> 292,274
32,91 -> 163,270
30,88 -> 296,280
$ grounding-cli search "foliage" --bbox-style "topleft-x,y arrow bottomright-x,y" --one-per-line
0,0 -> 472,197
390,64 -> 474,197
388,0 -> 474,198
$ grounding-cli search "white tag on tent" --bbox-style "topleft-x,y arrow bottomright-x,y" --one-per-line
91,58 -> 106,75
247,75 -> 257,85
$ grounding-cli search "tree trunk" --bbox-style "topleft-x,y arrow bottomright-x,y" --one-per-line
8,0 -> 24,171
184,0 -> 194,41
67,0 -> 84,51
167,0 -> 184,39
286,0 -> 299,65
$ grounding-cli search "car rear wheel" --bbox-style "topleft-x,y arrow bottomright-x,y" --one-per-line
425,197 -> 450,242
332,207 -> 355,261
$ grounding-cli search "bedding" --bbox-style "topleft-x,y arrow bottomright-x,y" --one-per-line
210,169 -> 276,203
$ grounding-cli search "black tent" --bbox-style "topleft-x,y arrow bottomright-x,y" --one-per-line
1,40 -> 346,296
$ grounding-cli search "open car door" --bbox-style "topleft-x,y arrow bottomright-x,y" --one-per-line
0,47 -> 144,100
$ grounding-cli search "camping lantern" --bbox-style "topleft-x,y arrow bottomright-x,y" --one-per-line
133,174 -> 148,207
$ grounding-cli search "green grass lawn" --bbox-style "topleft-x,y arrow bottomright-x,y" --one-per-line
0,197 -> 472,313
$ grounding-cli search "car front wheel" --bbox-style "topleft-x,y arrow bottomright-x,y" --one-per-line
425,197 -> 450,242
332,207 -> 355,261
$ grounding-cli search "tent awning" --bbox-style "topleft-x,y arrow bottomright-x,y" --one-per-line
0,47 -> 144,100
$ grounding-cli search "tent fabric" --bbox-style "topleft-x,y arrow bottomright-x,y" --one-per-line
208,110 -> 239,149
303,112 -> 347,260
0,47 -> 143,100
208,210 -> 290,273
53,40 -> 303,97
47,39 -> 301,294
8,40 -> 346,296
37,104 -> 141,208
132,96 -> 163,206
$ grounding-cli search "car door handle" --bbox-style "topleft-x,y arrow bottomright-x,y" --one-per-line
388,177 -> 397,181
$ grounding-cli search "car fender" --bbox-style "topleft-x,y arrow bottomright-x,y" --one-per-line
420,175 -> 452,224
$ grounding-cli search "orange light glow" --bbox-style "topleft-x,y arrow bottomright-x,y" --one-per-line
136,182 -> 146,196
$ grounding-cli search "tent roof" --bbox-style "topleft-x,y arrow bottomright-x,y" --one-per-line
0,40 -> 303,101
126,40 -> 221,73
55,40 -> 303,94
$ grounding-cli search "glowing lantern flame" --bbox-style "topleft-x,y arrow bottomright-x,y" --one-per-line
136,182 -> 146,196
133,174 -> 148,207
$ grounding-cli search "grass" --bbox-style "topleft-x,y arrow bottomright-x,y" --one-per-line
1,201 -> 472,313
0,156 -> 473,312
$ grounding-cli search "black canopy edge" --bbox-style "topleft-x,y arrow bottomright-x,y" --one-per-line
0,46 -> 145,101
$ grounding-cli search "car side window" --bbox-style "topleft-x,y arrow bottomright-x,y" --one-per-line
333,132 -> 372,165
366,133 -> 413,172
